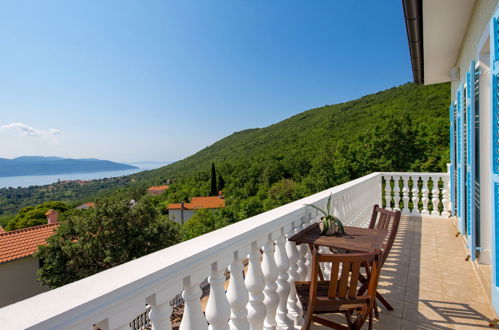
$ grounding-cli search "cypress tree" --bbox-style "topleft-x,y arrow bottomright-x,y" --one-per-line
210,163 -> 217,196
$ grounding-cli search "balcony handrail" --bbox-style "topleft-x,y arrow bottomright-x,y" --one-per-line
0,172 -> 383,329
0,171 -> 449,329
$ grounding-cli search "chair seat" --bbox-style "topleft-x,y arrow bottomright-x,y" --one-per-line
295,281 -> 369,314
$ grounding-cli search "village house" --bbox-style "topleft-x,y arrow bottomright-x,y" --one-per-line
75,202 -> 96,210
0,218 -> 58,307
146,185 -> 169,196
167,193 -> 225,224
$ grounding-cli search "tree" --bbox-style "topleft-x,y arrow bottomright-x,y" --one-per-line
218,174 -> 225,192
36,194 -> 181,288
181,208 -> 230,240
210,163 -> 218,196
5,201 -> 69,231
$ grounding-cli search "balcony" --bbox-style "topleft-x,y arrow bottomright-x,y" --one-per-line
0,172 -> 493,329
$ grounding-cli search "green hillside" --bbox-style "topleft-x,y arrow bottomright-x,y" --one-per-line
0,82 -> 450,221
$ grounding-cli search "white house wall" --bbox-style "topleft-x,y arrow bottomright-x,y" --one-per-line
451,0 -> 498,97
0,256 -> 50,308
449,0 -> 498,266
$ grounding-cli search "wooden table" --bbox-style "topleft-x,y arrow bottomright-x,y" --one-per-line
288,223 -> 387,253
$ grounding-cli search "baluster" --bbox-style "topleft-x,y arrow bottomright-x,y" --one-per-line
148,299 -> 173,330
262,235 -> 279,330
246,242 -> 266,330
385,176 -> 395,210
431,184 -> 440,216
421,177 -> 429,215
179,277 -> 208,330
303,214 -> 313,281
402,176 -> 410,214
206,262 -> 231,330
226,252 -> 249,330
380,175 -> 386,208
411,183 -> 420,215
393,176 -> 401,211
275,228 -> 293,328
286,222 -> 302,323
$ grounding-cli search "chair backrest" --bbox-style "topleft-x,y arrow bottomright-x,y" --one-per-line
368,204 -> 401,264
309,250 -> 382,302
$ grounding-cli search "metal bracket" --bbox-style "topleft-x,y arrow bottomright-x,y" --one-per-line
465,255 -> 471,261
455,232 -> 461,237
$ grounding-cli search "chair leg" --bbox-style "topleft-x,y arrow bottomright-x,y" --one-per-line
302,311 -> 313,330
376,291 -> 394,311
374,300 -> 379,319
344,311 -> 353,327
368,309 -> 373,330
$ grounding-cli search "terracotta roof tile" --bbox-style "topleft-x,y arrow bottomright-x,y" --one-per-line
147,185 -> 169,191
0,224 -> 58,264
167,196 -> 225,210
76,202 -> 96,209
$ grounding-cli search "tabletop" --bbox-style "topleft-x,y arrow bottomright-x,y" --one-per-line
288,223 -> 387,253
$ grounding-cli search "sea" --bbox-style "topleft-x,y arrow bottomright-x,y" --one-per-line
0,162 -> 169,189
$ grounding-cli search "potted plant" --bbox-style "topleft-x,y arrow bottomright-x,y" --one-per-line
305,194 -> 345,236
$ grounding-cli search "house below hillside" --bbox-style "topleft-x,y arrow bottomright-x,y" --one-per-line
146,185 -> 169,195
167,193 -> 225,224
0,221 -> 58,307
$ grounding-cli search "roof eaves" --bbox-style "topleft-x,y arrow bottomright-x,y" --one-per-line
402,0 -> 424,84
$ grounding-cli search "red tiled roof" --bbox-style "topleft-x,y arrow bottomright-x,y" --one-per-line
76,202 -> 96,209
147,185 -> 169,191
0,224 -> 58,264
167,196 -> 225,210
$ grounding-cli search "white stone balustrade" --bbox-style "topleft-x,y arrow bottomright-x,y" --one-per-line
0,172 -> 447,330
382,172 -> 448,217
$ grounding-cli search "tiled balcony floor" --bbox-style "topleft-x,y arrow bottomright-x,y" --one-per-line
311,215 -> 496,329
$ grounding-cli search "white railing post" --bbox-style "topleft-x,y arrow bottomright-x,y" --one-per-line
275,227 -> 293,328
402,176 -> 410,214
206,262 -> 231,330
286,221 -> 302,323
421,176 -> 430,215
411,184 -> 420,215
227,252 -> 250,330
179,277 -> 208,330
262,234 -> 279,330
245,242 -> 266,330
393,176 -> 401,211
432,185 -> 440,216
147,294 -> 174,330
385,175 -> 393,210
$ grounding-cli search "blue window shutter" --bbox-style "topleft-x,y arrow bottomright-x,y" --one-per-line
466,60 -> 476,260
456,87 -> 465,234
490,11 -> 499,288
450,103 -> 456,213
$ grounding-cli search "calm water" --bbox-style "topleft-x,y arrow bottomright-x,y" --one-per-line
0,162 -> 169,189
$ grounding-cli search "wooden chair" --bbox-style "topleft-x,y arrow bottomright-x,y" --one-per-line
360,204 -> 401,313
295,250 -> 383,330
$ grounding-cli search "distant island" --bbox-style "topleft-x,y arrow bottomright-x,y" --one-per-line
0,156 -> 138,177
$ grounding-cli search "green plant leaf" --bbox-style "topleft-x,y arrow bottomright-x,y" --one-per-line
326,193 -> 332,217
304,203 -> 328,218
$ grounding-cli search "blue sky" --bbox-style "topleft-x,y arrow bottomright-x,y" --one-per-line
0,1 -> 412,163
